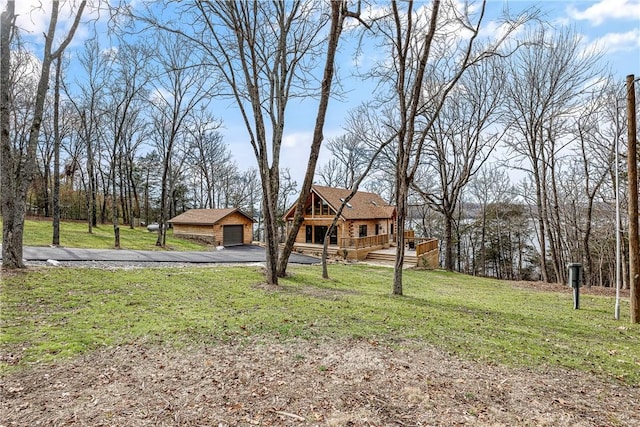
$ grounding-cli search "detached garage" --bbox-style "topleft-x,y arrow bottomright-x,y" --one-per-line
168,208 -> 254,246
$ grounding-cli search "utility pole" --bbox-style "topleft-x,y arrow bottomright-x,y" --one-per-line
627,74 -> 639,323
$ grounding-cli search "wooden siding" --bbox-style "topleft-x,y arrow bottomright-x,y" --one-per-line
292,217 -> 392,248
173,224 -> 214,239
173,211 -> 253,245
292,219 -> 345,245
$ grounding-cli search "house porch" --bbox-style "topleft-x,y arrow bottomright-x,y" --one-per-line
291,233 -> 439,268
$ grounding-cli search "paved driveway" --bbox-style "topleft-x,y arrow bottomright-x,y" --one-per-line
3,245 -> 319,265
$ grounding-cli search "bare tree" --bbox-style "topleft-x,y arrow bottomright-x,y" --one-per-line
136,151 -> 162,225
63,36 -> 112,232
370,0 -> 530,294
412,57 -> 506,271
147,31 -> 212,247
128,1 -> 355,284
52,56 -> 64,245
626,75 -> 639,323
468,165 -> 514,276
316,158 -> 344,188
1,0 -> 86,269
325,134 -> 370,188
316,109 -> 380,188
183,111 -> 226,209
502,26 -> 604,283
319,108 -> 397,279
100,42 -> 151,246
568,81 -> 616,286
234,168 -> 262,218
36,94 -> 56,218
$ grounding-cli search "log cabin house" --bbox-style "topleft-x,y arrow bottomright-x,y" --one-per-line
283,185 -> 397,260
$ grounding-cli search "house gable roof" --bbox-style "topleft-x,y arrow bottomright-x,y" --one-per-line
169,208 -> 254,225
284,185 -> 396,221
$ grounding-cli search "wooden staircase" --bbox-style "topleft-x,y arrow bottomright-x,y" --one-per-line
365,250 -> 418,266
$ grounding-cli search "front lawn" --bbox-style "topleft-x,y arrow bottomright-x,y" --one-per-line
1,218 -> 207,251
1,264 -> 637,384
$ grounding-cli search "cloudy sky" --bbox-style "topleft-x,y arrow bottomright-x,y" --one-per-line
2,0 -> 639,184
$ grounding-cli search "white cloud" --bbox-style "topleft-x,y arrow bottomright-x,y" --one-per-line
566,0 -> 640,26
343,3 -> 388,32
0,0 -> 102,49
479,18 -> 526,42
588,28 -> 640,53
1,0 -> 82,34
282,131 -> 312,149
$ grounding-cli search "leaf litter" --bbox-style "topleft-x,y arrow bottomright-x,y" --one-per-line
1,338 -> 638,426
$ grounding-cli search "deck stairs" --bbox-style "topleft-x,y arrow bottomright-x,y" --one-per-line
365,250 -> 418,266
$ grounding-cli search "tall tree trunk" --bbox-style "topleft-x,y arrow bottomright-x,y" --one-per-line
262,167 -> 279,285
156,150 -> 172,247
533,162 -> 550,283
444,215 -> 454,271
394,176 -> 409,295
52,57 -> 62,246
321,135 -> 395,279
548,152 -> 565,283
100,170 -> 108,224
1,1 -> 85,268
90,164 -> 97,227
84,120 -> 94,233
480,205 -> 487,276
0,3 -> 19,267
276,1 -> 346,279
128,156 -> 139,229
42,165 -> 51,217
112,165 -> 120,248
110,141 -> 120,248
626,74 -> 639,323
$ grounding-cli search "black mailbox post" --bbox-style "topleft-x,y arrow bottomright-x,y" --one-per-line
567,263 -> 582,309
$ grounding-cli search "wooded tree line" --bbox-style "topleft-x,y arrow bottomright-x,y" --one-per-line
2,1 -> 639,310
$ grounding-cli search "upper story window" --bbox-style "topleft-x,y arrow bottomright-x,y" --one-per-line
313,197 -> 334,216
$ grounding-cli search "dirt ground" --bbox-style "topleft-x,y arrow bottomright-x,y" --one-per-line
2,273 -> 637,426
1,337 -> 638,427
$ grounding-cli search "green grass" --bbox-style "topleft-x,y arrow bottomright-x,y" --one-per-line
2,264 -> 638,384
1,218 -> 207,251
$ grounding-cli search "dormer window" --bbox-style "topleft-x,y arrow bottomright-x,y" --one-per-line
340,198 -> 353,208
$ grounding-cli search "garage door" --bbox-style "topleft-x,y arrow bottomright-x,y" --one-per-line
223,225 -> 244,246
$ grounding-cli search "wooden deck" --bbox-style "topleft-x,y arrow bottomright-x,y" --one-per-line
290,242 -> 439,269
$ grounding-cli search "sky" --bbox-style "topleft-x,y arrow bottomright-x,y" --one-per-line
2,0 -> 640,186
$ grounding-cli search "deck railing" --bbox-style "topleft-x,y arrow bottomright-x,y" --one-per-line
340,234 -> 389,249
416,238 -> 439,257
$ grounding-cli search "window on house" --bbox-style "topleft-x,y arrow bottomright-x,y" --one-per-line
359,225 -> 367,237
313,198 -> 332,215
313,197 -> 321,215
322,201 -> 330,215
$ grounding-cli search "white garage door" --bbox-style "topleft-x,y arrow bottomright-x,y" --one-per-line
223,225 -> 244,246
